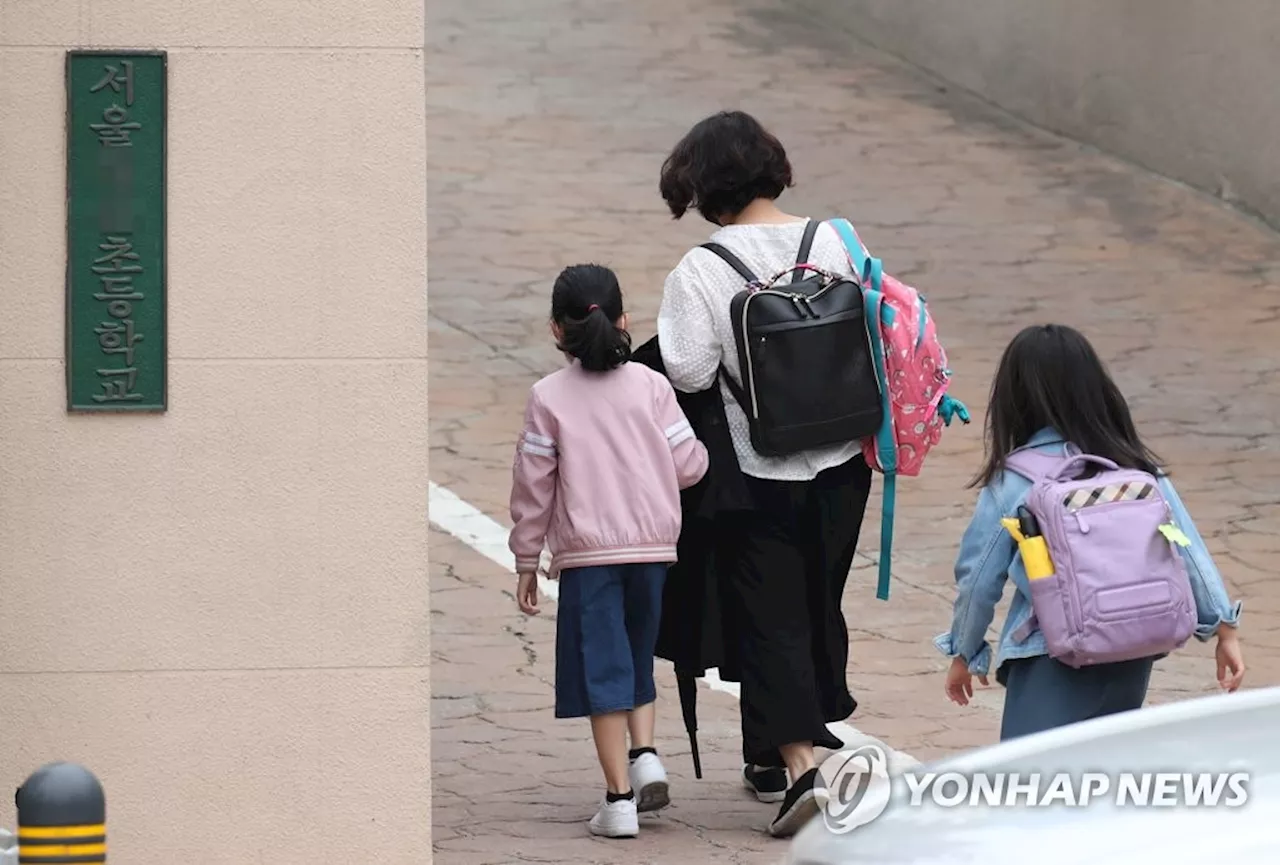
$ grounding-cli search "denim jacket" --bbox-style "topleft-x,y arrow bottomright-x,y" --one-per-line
935,428 -> 1243,678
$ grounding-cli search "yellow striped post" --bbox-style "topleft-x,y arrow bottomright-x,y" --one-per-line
15,764 -> 105,864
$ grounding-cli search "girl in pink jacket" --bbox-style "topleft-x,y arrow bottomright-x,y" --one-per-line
509,264 -> 710,839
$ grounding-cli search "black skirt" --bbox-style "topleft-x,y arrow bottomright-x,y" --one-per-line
714,456 -> 874,767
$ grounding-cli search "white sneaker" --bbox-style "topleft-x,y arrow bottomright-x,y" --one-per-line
588,797 -> 639,838
629,752 -> 671,813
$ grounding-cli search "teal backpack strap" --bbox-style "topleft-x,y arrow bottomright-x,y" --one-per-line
829,218 -> 868,278
830,219 -> 883,289
831,218 -> 897,600
863,282 -> 896,601
862,253 -> 884,294
877,474 -> 895,601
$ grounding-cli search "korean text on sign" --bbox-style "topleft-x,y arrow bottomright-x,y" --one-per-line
88,60 -> 146,404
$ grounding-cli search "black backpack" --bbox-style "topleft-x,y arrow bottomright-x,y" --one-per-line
703,220 -> 883,457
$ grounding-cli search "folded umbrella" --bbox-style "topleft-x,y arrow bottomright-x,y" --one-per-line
676,670 -> 702,779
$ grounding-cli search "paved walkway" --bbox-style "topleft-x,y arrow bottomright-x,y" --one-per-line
428,0 -> 1280,861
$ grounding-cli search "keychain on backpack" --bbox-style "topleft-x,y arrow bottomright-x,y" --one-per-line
1000,506 -> 1055,580
1158,522 -> 1193,547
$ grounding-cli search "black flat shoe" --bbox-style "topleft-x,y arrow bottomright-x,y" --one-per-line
743,764 -> 788,804
768,767 -> 828,838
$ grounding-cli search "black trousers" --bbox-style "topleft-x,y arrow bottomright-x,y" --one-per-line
715,456 -> 873,767
998,654 -> 1154,741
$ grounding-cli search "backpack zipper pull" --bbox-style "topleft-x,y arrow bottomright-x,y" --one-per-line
1075,509 -> 1090,534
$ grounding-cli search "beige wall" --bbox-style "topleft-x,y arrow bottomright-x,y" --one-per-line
795,0 -> 1280,228
0,2 -> 428,862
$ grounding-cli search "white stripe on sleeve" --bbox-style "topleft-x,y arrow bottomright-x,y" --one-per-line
525,431 -> 555,449
665,420 -> 694,447
519,439 -> 556,458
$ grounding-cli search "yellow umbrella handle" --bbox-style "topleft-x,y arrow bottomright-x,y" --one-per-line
1001,518 -> 1055,579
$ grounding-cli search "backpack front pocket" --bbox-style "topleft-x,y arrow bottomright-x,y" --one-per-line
751,311 -> 882,444
1057,496 -> 1191,661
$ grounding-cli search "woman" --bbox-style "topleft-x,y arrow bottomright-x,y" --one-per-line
656,110 -> 872,837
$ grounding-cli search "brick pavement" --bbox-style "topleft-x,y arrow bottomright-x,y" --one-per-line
427,0 -> 1280,861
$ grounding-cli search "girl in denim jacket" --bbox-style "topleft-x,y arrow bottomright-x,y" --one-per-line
937,324 -> 1245,740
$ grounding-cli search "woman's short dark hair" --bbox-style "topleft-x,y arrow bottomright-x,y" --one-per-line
551,264 -> 632,372
971,324 -> 1163,488
659,111 -> 793,223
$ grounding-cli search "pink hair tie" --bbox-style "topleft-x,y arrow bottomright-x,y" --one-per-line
587,304 -> 600,313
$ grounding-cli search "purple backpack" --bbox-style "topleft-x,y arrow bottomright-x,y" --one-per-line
1004,448 -> 1197,667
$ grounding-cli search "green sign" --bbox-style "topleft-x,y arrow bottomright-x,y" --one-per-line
66,51 -> 167,412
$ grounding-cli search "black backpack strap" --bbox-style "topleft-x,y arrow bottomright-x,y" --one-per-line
700,242 -> 758,283
718,363 -> 749,411
793,219 -> 820,283
698,241 -> 758,413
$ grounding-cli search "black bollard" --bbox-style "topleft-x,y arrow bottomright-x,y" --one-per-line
15,763 -> 106,864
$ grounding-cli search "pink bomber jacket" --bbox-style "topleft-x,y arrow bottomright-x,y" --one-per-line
508,360 -> 710,577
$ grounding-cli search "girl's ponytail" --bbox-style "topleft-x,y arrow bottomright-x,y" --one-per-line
551,266 -> 632,372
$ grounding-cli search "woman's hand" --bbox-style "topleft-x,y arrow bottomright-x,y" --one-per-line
945,655 -> 988,706
1215,627 -> 1245,692
516,572 -> 540,615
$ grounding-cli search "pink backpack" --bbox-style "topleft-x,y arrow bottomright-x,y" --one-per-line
829,219 -> 970,600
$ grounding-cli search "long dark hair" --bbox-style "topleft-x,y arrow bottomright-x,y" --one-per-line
551,264 -> 632,372
971,324 -> 1163,488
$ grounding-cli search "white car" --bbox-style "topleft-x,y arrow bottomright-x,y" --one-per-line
785,686 -> 1280,864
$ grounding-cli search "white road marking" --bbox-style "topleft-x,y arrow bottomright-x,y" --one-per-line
429,481 -> 921,772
